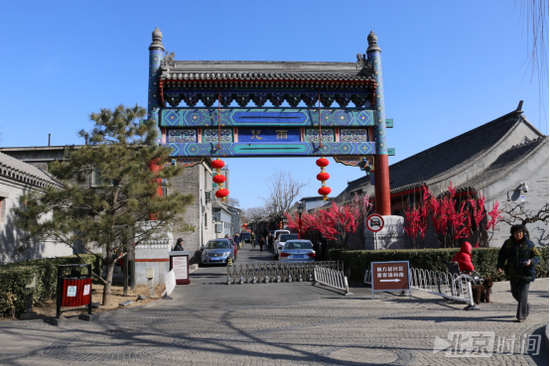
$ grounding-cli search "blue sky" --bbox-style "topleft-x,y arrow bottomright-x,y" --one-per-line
0,0 -> 547,210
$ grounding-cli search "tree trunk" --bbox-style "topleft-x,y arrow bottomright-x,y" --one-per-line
102,261 -> 115,305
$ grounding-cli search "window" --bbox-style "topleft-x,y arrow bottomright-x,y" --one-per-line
91,168 -> 117,187
91,170 -> 102,187
0,197 -> 4,223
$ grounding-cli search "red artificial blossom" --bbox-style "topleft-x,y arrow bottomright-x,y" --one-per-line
403,185 -> 430,248
210,158 -> 228,202
285,198 -> 370,249
404,183 -> 503,248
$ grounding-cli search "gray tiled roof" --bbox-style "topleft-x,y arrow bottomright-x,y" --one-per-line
160,61 -> 375,83
388,111 -> 528,193
0,151 -> 60,188
456,136 -> 548,191
335,109 -> 546,200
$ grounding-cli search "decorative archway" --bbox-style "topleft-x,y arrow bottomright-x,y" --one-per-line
147,28 -> 392,215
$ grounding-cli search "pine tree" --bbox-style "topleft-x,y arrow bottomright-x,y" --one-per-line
15,105 -> 194,305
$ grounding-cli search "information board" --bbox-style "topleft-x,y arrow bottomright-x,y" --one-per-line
371,261 -> 411,299
170,251 -> 191,285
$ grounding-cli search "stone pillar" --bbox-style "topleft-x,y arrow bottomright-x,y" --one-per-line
364,215 -> 405,250
148,27 -> 165,144
367,31 -> 391,216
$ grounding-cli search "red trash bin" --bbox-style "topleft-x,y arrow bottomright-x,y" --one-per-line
57,264 -> 93,318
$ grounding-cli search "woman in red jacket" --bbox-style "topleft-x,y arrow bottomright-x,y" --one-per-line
452,241 -> 475,274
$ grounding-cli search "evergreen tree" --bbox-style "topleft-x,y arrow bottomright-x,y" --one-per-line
15,105 -> 194,305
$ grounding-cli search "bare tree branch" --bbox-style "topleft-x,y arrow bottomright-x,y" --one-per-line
262,170 -> 308,221
501,202 -> 549,226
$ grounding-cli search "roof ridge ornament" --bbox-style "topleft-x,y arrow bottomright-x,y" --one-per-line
161,51 -> 176,68
149,27 -> 165,52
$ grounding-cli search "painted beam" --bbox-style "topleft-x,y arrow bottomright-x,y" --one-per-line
165,141 -> 381,158
161,108 -> 376,127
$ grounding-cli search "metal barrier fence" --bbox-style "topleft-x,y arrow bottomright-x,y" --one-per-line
364,267 -> 479,309
227,262 -> 315,284
408,267 -> 478,309
314,261 -> 350,293
226,261 -> 348,293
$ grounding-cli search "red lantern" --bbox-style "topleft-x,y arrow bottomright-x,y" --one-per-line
212,174 -> 226,184
211,159 -> 225,169
316,157 -> 329,167
318,186 -> 332,196
316,172 -> 330,182
215,188 -> 229,199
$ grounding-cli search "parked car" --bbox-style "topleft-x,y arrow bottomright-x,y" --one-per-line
278,239 -> 315,263
240,232 -> 251,243
201,239 -> 236,265
274,233 -> 299,258
272,229 -> 290,246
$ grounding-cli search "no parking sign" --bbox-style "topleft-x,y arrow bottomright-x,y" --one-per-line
366,214 -> 385,232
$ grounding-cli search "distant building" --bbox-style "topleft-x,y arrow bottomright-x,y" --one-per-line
0,150 -> 71,263
336,105 -> 549,248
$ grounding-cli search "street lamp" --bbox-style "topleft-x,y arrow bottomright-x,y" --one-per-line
297,202 -> 305,239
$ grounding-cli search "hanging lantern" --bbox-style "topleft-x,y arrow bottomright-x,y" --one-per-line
316,171 -> 330,182
316,157 -> 330,201
316,157 -> 329,168
211,159 -> 229,201
215,188 -> 229,202
212,174 -> 226,184
211,159 -> 225,169
318,186 -> 332,196
318,186 -> 332,197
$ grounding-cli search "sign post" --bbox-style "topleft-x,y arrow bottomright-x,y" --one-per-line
366,214 -> 385,250
371,261 -> 411,300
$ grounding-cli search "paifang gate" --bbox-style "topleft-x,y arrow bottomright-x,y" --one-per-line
147,28 -> 394,215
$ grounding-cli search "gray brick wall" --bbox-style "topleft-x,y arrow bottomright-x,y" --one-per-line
0,177 -> 72,264
169,162 -> 215,260
488,160 -> 549,247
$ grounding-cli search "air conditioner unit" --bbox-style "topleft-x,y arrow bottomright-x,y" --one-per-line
215,223 -> 223,233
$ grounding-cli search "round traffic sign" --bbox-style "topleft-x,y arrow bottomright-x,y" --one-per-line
366,214 -> 385,232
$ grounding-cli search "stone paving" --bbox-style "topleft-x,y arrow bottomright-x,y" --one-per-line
0,248 -> 548,365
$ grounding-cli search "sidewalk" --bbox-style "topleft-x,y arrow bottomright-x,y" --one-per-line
0,271 -> 547,365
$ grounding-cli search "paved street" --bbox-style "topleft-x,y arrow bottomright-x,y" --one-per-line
1,244 -> 548,365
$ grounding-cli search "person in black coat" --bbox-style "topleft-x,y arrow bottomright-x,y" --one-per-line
174,238 -> 184,251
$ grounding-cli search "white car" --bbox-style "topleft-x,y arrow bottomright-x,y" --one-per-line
274,233 -> 298,258
279,239 -> 315,263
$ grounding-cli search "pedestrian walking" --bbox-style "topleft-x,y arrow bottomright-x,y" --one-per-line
497,224 -> 541,323
173,238 -> 184,251
259,236 -> 265,253
234,233 -> 241,249
251,232 -> 256,248
267,232 -> 273,251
